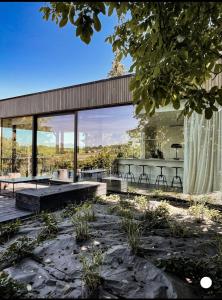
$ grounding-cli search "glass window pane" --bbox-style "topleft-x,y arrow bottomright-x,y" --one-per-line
1,117 -> 33,176
37,114 -> 75,180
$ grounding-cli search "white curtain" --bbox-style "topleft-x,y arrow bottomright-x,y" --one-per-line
183,109 -> 222,194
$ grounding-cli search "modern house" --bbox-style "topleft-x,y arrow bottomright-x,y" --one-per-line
0,73 -> 221,195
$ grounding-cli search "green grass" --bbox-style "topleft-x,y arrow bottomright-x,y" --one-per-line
0,219 -> 21,244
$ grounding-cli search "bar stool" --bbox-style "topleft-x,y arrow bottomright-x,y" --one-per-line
155,166 -> 168,187
171,167 -> 183,189
112,162 -> 123,178
124,163 -> 135,183
138,164 -> 150,184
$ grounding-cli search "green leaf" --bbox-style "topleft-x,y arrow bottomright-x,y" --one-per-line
135,102 -> 144,115
172,99 -> 180,110
59,16 -> 68,28
205,108 -> 213,119
69,6 -> 75,25
108,4 -> 115,16
93,14 -> 101,32
76,26 -> 82,37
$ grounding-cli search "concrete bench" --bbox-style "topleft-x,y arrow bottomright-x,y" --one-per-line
15,181 -> 107,213
102,176 -> 128,192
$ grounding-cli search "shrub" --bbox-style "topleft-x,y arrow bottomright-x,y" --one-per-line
108,205 -> 134,219
62,203 -> 79,218
80,248 -> 103,293
152,189 -> 162,196
0,236 -> 36,269
127,186 -> 137,194
0,219 -> 21,244
80,203 -> 97,222
0,271 -> 27,298
72,215 -> 90,243
167,219 -> 191,238
121,218 -> 141,254
156,201 -> 170,218
205,208 -> 222,223
105,194 -> 120,202
188,203 -> 206,223
134,195 -> 150,211
142,202 -> 170,230
37,212 -> 58,243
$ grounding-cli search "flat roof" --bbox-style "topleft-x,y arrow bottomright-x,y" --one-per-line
0,73 -> 133,102
0,74 -> 133,118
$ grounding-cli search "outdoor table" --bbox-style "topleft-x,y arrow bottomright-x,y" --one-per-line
0,175 -> 52,197
79,169 -> 107,181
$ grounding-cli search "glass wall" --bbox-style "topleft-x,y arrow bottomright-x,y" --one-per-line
77,105 -> 184,185
1,117 -> 33,176
37,114 -> 75,180
77,105 -> 141,174
141,110 -> 184,160
0,105 -> 184,187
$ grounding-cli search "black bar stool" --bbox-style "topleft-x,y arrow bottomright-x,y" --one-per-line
171,167 -> 183,189
138,164 -> 150,184
155,166 -> 168,187
124,163 -> 135,183
112,162 -> 123,178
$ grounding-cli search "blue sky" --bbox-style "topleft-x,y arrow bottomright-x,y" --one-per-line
0,2 -> 131,100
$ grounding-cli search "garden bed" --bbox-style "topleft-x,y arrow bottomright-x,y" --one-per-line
0,191 -> 222,298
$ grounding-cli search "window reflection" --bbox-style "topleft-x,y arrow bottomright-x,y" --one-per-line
37,114 -> 74,180
1,117 -> 33,176
77,106 -> 141,173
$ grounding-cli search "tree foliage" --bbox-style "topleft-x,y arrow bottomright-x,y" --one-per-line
40,2 -> 222,119
107,49 -> 126,77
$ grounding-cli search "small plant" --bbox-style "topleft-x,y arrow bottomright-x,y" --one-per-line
37,212 -> 59,243
152,189 -> 162,197
200,195 -> 212,205
93,195 -> 106,204
108,205 -> 133,219
81,203 -> 97,222
127,186 -> 137,194
105,194 -> 121,202
80,248 -> 103,294
0,219 -> 21,244
134,195 -> 150,211
188,203 -> 206,223
205,208 -> 222,223
167,219 -> 190,238
119,198 -> 134,210
142,203 -> 169,230
156,200 -> 170,218
62,203 -> 79,218
0,271 -> 27,298
72,215 -> 90,243
123,218 -> 141,254
0,236 -> 36,269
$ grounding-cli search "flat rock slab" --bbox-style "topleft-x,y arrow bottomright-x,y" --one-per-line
102,177 -> 128,192
15,181 -> 106,213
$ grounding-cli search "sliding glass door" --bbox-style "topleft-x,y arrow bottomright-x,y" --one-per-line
36,114 -> 75,180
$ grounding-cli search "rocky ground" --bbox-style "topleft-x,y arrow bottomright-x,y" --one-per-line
0,191 -> 222,299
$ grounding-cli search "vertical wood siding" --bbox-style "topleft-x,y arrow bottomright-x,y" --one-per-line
0,75 -> 133,118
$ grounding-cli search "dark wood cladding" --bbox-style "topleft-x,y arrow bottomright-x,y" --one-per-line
0,75 -> 133,118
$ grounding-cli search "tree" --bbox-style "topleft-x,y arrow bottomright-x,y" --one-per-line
107,49 -> 126,77
40,2 -> 222,119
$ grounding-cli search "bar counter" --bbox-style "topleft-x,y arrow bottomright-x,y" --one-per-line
117,158 -> 184,185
